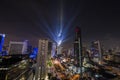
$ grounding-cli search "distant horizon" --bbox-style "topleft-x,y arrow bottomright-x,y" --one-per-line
3,34 -> 120,50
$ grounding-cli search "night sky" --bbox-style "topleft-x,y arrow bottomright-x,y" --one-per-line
0,0 -> 120,48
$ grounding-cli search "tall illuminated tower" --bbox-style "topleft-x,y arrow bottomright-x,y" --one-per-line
74,27 -> 81,64
36,39 -> 54,80
74,27 -> 83,76
36,39 -> 49,80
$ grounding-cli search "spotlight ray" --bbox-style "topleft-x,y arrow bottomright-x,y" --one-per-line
29,0 -> 81,46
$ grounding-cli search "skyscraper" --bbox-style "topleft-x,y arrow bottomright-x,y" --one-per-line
36,39 -> 53,80
74,27 -> 82,67
36,39 -> 48,80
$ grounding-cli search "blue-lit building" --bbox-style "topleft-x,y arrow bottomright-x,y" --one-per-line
0,34 -> 5,55
29,47 -> 38,59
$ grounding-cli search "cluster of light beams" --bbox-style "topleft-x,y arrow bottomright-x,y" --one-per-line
55,0 -> 64,46
31,0 -> 81,46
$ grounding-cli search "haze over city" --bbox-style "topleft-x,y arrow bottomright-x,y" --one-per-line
0,0 -> 120,48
